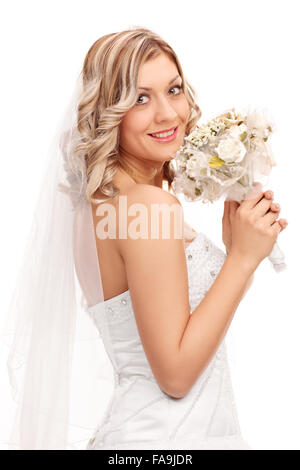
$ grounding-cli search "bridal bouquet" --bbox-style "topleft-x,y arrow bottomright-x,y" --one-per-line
171,108 -> 286,272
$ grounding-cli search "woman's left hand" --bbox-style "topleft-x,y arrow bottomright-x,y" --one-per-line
222,189 -> 283,256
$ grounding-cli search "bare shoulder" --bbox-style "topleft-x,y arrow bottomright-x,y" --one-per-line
125,183 -> 183,207
116,183 -> 184,256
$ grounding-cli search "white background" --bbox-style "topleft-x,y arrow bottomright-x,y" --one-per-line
0,0 -> 299,450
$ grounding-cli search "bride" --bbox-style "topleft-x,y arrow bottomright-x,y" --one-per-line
2,27 -> 288,450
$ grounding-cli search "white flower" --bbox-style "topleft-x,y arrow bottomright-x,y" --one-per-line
228,123 -> 247,139
215,136 -> 247,163
200,125 -> 211,137
185,153 -> 208,178
186,127 -> 211,147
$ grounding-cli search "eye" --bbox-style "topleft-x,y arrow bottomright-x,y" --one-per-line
169,84 -> 183,95
136,94 -> 149,105
136,84 -> 183,106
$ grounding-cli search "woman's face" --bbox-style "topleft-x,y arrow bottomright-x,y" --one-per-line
119,53 -> 190,166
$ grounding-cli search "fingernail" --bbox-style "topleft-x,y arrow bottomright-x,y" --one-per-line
274,203 -> 280,209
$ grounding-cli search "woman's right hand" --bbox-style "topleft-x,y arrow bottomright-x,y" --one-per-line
229,186 -> 288,269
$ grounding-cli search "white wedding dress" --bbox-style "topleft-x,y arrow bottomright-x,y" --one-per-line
85,231 -> 251,450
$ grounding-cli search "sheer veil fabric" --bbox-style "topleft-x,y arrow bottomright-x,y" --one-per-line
0,72 -> 112,449
0,69 -> 242,450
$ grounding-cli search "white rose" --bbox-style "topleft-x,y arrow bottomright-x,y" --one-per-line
215,137 -> 247,163
185,153 -> 208,178
229,123 -> 247,139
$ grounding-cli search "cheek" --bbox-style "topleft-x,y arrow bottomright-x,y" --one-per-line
180,97 -> 191,121
172,96 -> 190,127
120,111 -> 150,140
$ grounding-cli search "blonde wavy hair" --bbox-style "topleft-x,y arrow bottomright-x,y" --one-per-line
74,26 -> 202,205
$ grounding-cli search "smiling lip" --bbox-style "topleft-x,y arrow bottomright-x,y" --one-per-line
148,125 -> 178,135
148,126 -> 178,143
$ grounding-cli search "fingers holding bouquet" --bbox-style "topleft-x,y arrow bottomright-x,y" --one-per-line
259,189 -> 288,230
228,186 -> 288,268
223,187 -> 288,258
240,184 -> 288,230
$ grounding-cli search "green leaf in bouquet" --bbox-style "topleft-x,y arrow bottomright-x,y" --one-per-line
209,155 -> 225,169
239,131 -> 248,142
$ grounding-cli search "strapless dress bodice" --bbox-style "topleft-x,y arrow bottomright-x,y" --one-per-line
86,232 -> 251,450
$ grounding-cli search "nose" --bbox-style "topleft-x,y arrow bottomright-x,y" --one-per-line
153,94 -> 178,123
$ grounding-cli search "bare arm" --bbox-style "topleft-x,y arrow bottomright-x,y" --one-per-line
117,185 -> 256,399
242,272 -> 254,298
175,254 -> 256,397
226,247 -> 255,300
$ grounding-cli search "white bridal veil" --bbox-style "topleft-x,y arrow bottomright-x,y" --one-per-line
0,62 -> 287,450
0,71 -> 111,450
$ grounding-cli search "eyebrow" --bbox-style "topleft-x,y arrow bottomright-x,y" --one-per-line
138,74 -> 181,91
